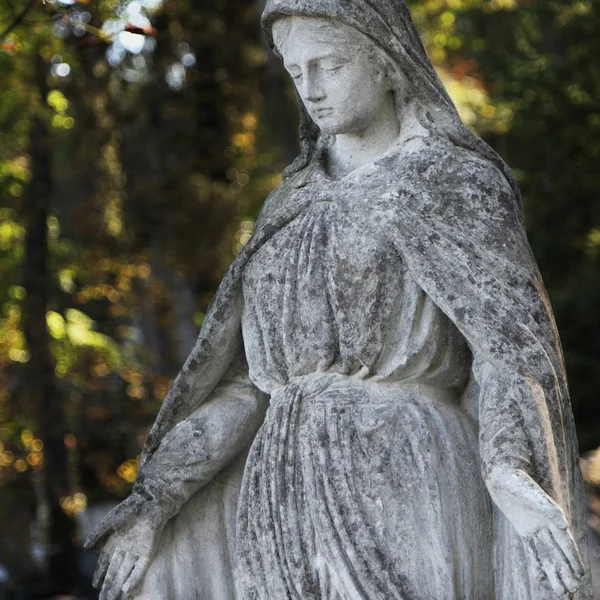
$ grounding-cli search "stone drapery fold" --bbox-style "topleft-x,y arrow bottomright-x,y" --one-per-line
236,374 -> 492,599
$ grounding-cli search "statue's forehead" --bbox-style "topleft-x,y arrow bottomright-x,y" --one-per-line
272,15 -> 365,55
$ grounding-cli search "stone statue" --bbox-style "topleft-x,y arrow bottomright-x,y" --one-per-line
86,0 -> 593,598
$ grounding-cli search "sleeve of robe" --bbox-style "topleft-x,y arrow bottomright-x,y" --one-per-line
128,180 -> 299,523
132,348 -> 268,522
118,180 -> 307,600
376,148 -> 593,600
130,348 -> 268,600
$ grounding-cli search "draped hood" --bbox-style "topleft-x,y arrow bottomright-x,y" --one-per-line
261,0 -> 522,206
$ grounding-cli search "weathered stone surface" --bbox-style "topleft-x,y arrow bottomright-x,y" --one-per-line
86,1 -> 592,598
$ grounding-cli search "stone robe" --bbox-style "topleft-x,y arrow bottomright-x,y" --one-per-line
131,135 -> 592,599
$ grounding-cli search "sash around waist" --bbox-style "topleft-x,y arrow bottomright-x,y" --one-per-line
268,373 -> 460,408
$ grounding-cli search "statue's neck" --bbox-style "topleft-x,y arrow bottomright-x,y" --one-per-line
325,99 -> 427,180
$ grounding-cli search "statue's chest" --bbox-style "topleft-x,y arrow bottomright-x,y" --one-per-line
243,200 -> 403,302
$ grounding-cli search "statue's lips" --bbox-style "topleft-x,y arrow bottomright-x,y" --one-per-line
313,107 -> 333,116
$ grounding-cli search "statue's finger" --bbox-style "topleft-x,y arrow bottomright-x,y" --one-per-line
93,548 -> 114,589
106,552 -> 137,600
525,537 -> 551,588
546,564 -> 570,597
550,533 -> 584,591
122,556 -> 151,598
550,525 -> 585,579
555,563 -> 580,595
100,549 -> 125,600
85,520 -> 113,550
538,530 -> 572,596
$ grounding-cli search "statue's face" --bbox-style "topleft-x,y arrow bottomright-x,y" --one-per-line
273,17 -> 393,136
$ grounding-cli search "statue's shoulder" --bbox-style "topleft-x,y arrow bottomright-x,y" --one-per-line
397,135 -> 518,217
255,169 -> 307,226
400,135 -> 504,184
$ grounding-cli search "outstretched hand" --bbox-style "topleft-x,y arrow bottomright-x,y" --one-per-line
85,493 -> 166,600
486,467 -> 585,597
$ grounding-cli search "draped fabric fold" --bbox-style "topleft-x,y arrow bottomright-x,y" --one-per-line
369,137 -> 591,598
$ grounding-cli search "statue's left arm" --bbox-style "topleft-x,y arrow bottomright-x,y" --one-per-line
378,147 -> 591,598
473,356 -> 586,597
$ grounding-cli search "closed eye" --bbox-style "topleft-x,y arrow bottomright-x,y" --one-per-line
286,68 -> 302,81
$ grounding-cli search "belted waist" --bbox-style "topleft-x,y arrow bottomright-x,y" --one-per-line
268,373 -> 458,407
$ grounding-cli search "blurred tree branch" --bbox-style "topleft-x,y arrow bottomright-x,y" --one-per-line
0,0 -> 37,41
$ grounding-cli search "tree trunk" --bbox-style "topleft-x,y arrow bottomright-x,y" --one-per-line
21,50 -> 79,592
256,0 -> 298,164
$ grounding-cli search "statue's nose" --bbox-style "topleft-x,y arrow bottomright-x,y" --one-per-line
303,77 -> 326,103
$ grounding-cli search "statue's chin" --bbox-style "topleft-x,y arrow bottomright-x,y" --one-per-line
315,123 -> 353,136
311,113 -> 375,137
308,112 -> 346,136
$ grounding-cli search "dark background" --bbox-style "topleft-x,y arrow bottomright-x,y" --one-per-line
0,0 -> 599,596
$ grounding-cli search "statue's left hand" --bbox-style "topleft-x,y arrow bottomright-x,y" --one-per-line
84,493 -> 166,600
486,467 -> 585,598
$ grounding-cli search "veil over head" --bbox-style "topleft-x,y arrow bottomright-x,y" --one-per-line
261,0 -> 522,206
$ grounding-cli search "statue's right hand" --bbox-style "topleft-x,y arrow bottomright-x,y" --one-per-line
84,493 -> 166,600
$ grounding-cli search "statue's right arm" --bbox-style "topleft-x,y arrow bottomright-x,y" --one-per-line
85,349 -> 268,599
133,348 -> 268,519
